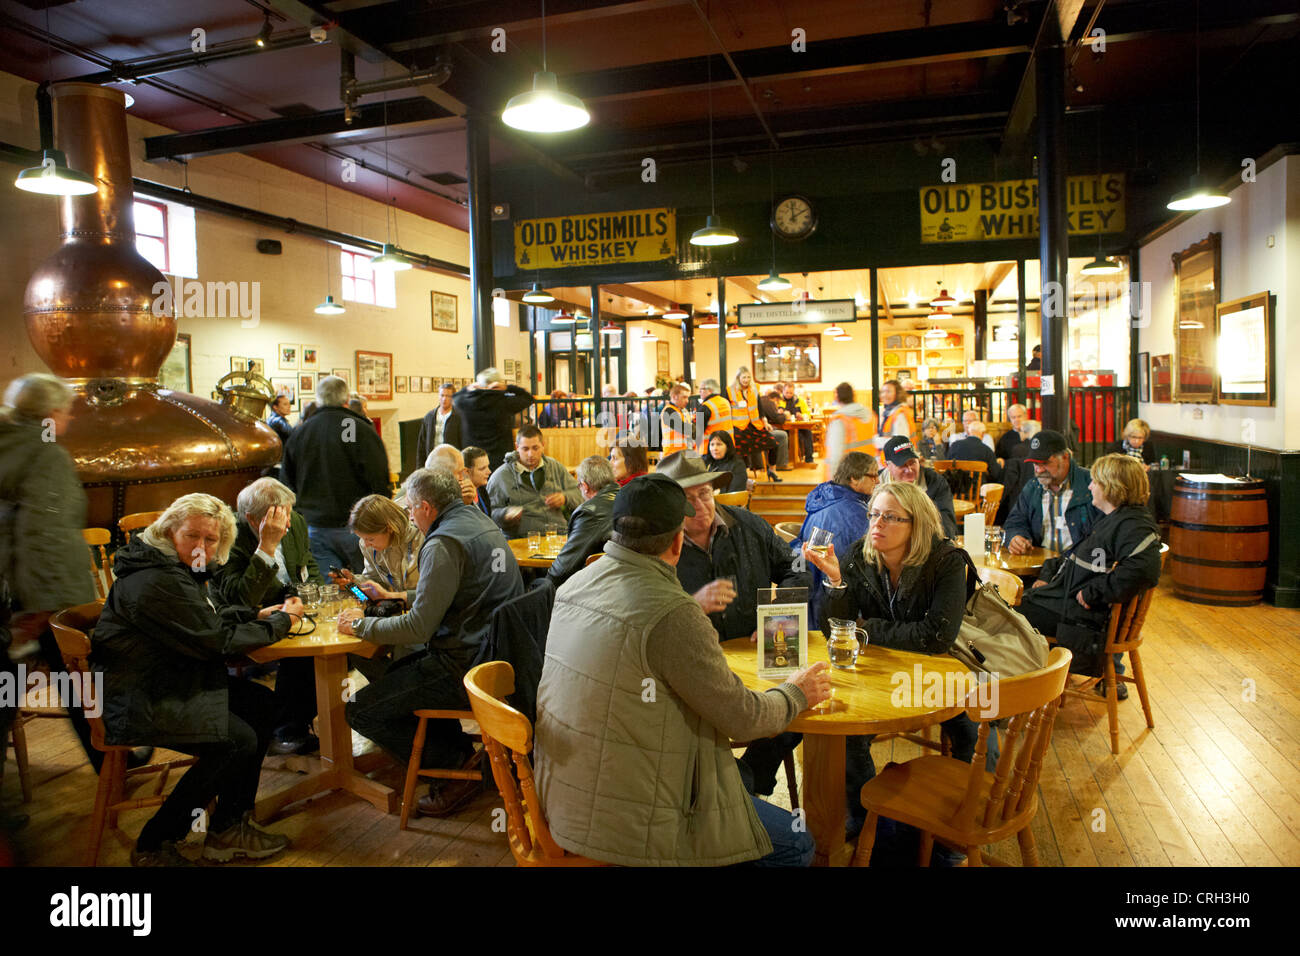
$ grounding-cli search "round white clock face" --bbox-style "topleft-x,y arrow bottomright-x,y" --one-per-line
773,195 -> 816,239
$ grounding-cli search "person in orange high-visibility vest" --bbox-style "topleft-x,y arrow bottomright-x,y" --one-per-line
659,382 -> 695,457
824,381 -> 877,480
728,367 -> 779,481
873,378 -> 917,465
694,378 -> 735,453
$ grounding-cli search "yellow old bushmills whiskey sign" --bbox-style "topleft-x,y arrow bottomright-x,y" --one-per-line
514,207 -> 676,269
919,174 -> 1124,242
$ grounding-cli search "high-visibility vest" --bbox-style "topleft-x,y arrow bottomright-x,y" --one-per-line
660,406 -> 695,456
727,384 -> 762,428
696,393 -> 735,451
825,411 -> 876,480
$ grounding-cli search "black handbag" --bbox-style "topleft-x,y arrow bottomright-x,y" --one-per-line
1052,622 -> 1105,676
363,598 -> 408,618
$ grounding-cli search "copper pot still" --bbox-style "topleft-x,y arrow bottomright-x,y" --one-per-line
22,83 -> 279,530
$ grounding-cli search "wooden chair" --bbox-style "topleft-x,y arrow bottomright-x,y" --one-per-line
1058,586 -> 1157,755
931,460 -> 954,474
584,552 -> 604,567
117,511 -> 163,542
83,528 -> 113,600
49,602 -> 197,866
950,460 -> 987,504
851,647 -> 1072,867
979,483 -> 1003,525
399,709 -> 482,830
977,566 -> 1023,605
715,490 -> 749,508
463,661 -> 607,866
389,471 -> 401,495
773,522 -> 801,544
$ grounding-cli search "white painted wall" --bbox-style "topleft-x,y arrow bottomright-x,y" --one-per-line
1136,154 -> 1297,450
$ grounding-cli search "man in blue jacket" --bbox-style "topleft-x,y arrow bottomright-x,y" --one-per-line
1003,429 -> 1098,555
792,452 -> 879,590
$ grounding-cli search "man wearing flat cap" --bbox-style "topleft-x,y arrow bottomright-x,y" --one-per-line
534,473 -> 830,866
880,436 -> 958,538
1002,428 -> 1098,555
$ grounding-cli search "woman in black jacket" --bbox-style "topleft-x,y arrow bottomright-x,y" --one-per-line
1019,453 -> 1161,699
703,430 -> 750,493
803,480 -> 981,843
92,493 -> 302,867
1109,418 -> 1158,467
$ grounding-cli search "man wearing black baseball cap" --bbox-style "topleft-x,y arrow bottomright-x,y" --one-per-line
881,436 -> 958,538
534,473 -> 831,867
1003,429 -> 1098,554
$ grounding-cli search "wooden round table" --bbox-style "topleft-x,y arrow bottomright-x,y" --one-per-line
955,535 -> 1056,578
247,615 -> 395,819
723,634 -> 974,866
508,536 -> 567,569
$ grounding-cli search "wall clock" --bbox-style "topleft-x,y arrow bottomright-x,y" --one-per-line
771,194 -> 817,241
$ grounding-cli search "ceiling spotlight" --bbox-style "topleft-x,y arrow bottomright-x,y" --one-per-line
255,16 -> 273,48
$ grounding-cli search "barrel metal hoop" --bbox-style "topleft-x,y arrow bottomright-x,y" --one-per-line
1173,584 -> 1264,597
1169,521 -> 1270,533
1170,554 -> 1269,568
1173,491 -> 1268,501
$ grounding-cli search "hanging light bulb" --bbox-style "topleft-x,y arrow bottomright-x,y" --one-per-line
314,294 -> 345,316
370,242 -> 411,271
14,149 -> 97,196
1080,255 -> 1124,276
726,324 -> 746,339
522,283 -> 555,303
758,270 -> 791,292
254,16 -> 273,48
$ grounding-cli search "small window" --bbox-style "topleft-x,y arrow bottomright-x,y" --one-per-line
134,199 -> 169,273
341,248 -> 396,308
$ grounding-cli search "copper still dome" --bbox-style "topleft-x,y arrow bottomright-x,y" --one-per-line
22,83 -> 279,531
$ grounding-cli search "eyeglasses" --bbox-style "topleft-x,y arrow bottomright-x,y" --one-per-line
868,511 -> 912,526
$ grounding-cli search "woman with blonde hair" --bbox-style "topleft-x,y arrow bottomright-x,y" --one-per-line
727,366 -> 780,481
1110,418 -> 1156,467
92,493 -> 302,866
1020,453 -> 1161,699
334,493 -> 424,602
803,480 -> 983,850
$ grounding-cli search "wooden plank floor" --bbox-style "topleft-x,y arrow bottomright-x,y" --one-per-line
5,574 -> 1298,867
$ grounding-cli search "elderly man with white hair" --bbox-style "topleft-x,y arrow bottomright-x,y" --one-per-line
213,477 -> 326,756
996,403 -> 1029,460
948,409 -> 995,454
281,375 -> 392,575
452,367 -> 535,471
424,443 -> 477,506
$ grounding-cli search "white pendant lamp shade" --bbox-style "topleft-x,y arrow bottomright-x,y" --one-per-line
314,294 -> 345,315
832,331 -> 852,341
929,288 -> 956,308
551,310 -> 575,324
689,214 -> 739,246
757,270 -> 791,292
664,303 -> 689,320
824,324 -> 844,337
14,149 -> 98,196
1166,177 -> 1230,211
725,324 -> 746,338
370,243 -> 412,271
924,325 -> 948,339
522,283 -> 555,303
747,331 -> 766,345
600,321 -> 620,336
502,71 -> 590,133
698,316 -> 719,330
1080,255 -> 1124,276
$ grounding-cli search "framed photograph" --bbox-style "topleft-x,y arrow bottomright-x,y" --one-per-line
1216,291 -> 1274,406
278,343 -> 299,370
1171,232 -> 1220,403
432,291 -> 458,333
1151,354 -> 1173,403
298,372 -> 316,394
756,591 -> 809,680
249,358 -> 265,378
656,341 -> 669,376
230,356 -> 248,373
159,333 -> 192,392
752,334 -> 822,383
270,377 -> 296,405
356,350 -> 393,401
300,345 -> 320,371
331,366 -> 351,388
1137,351 -> 1150,403
422,376 -> 433,393
396,376 -> 408,393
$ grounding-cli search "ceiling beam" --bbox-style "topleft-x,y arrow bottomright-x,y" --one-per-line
978,262 -> 1016,293
876,273 -> 896,324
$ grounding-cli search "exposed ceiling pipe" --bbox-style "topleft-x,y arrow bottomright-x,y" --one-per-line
61,30 -> 322,86
340,48 -> 453,125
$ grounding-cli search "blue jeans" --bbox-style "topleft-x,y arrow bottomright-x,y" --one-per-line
750,795 -> 815,867
307,525 -> 363,575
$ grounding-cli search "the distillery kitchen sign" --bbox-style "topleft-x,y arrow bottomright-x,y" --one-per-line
514,207 -> 676,269
919,174 -> 1125,243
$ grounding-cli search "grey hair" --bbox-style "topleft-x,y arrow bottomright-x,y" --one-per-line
0,373 -> 73,425
921,417 -> 941,433
236,477 -> 296,521
832,451 -> 878,486
576,454 -> 615,490
476,367 -> 504,386
1019,419 -> 1042,440
405,466 -> 461,512
701,378 -> 720,393
424,443 -> 464,471
1007,403 -> 1028,418
315,375 -> 350,407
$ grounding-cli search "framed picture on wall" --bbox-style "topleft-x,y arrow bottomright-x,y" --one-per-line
278,344 -> 299,370
432,292 -> 458,333
422,376 -> 433,392
751,334 -> 822,383
357,350 -> 393,401
656,341 -> 669,376
270,377 -> 296,405
249,358 -> 265,378
1171,232 -> 1220,403
298,372 -> 316,395
159,333 -> 192,392
1151,354 -> 1173,403
331,367 -> 351,388
230,356 -> 248,373
396,376 -> 407,393
300,345 -> 320,371
1137,351 -> 1150,403
1215,291 -> 1274,406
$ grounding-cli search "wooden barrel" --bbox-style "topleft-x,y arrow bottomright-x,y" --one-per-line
1169,475 -> 1270,606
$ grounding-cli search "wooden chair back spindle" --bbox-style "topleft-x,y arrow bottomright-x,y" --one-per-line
117,511 -> 163,542
82,528 -> 113,600
979,483 -> 1004,524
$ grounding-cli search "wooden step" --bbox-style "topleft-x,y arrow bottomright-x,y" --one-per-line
752,482 -> 817,497
750,495 -> 809,513
757,511 -> 805,528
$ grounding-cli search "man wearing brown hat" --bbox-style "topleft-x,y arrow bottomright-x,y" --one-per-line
656,449 -> 812,796
534,473 -> 830,866
881,435 -> 958,538
1003,429 -> 1098,555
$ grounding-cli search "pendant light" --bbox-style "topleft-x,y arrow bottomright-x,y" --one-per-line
523,283 -> 555,303
832,330 -> 852,342
747,330 -> 766,345
371,241 -> 411,271
641,328 -> 659,342
371,92 -> 411,271
823,324 -> 844,337
690,50 -> 739,246
502,0 -> 590,133
929,288 -> 956,309
698,315 -> 719,330
1167,1 -> 1230,212
756,152 -> 789,289
14,10 -> 97,196
314,175 -> 346,315
663,282 -> 689,320
924,323 -> 948,340
758,270 -> 791,292
551,309 -> 575,325
600,321 -> 621,337
1081,111 -> 1126,276
726,324 -> 746,339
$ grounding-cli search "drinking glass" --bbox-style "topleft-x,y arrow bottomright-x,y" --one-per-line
545,524 -> 562,557
320,583 -> 339,615
527,530 -> 542,554
826,618 -> 867,670
297,583 -> 318,613
806,527 -> 834,558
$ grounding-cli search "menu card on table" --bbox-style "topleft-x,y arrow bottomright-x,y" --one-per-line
756,586 -> 809,680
